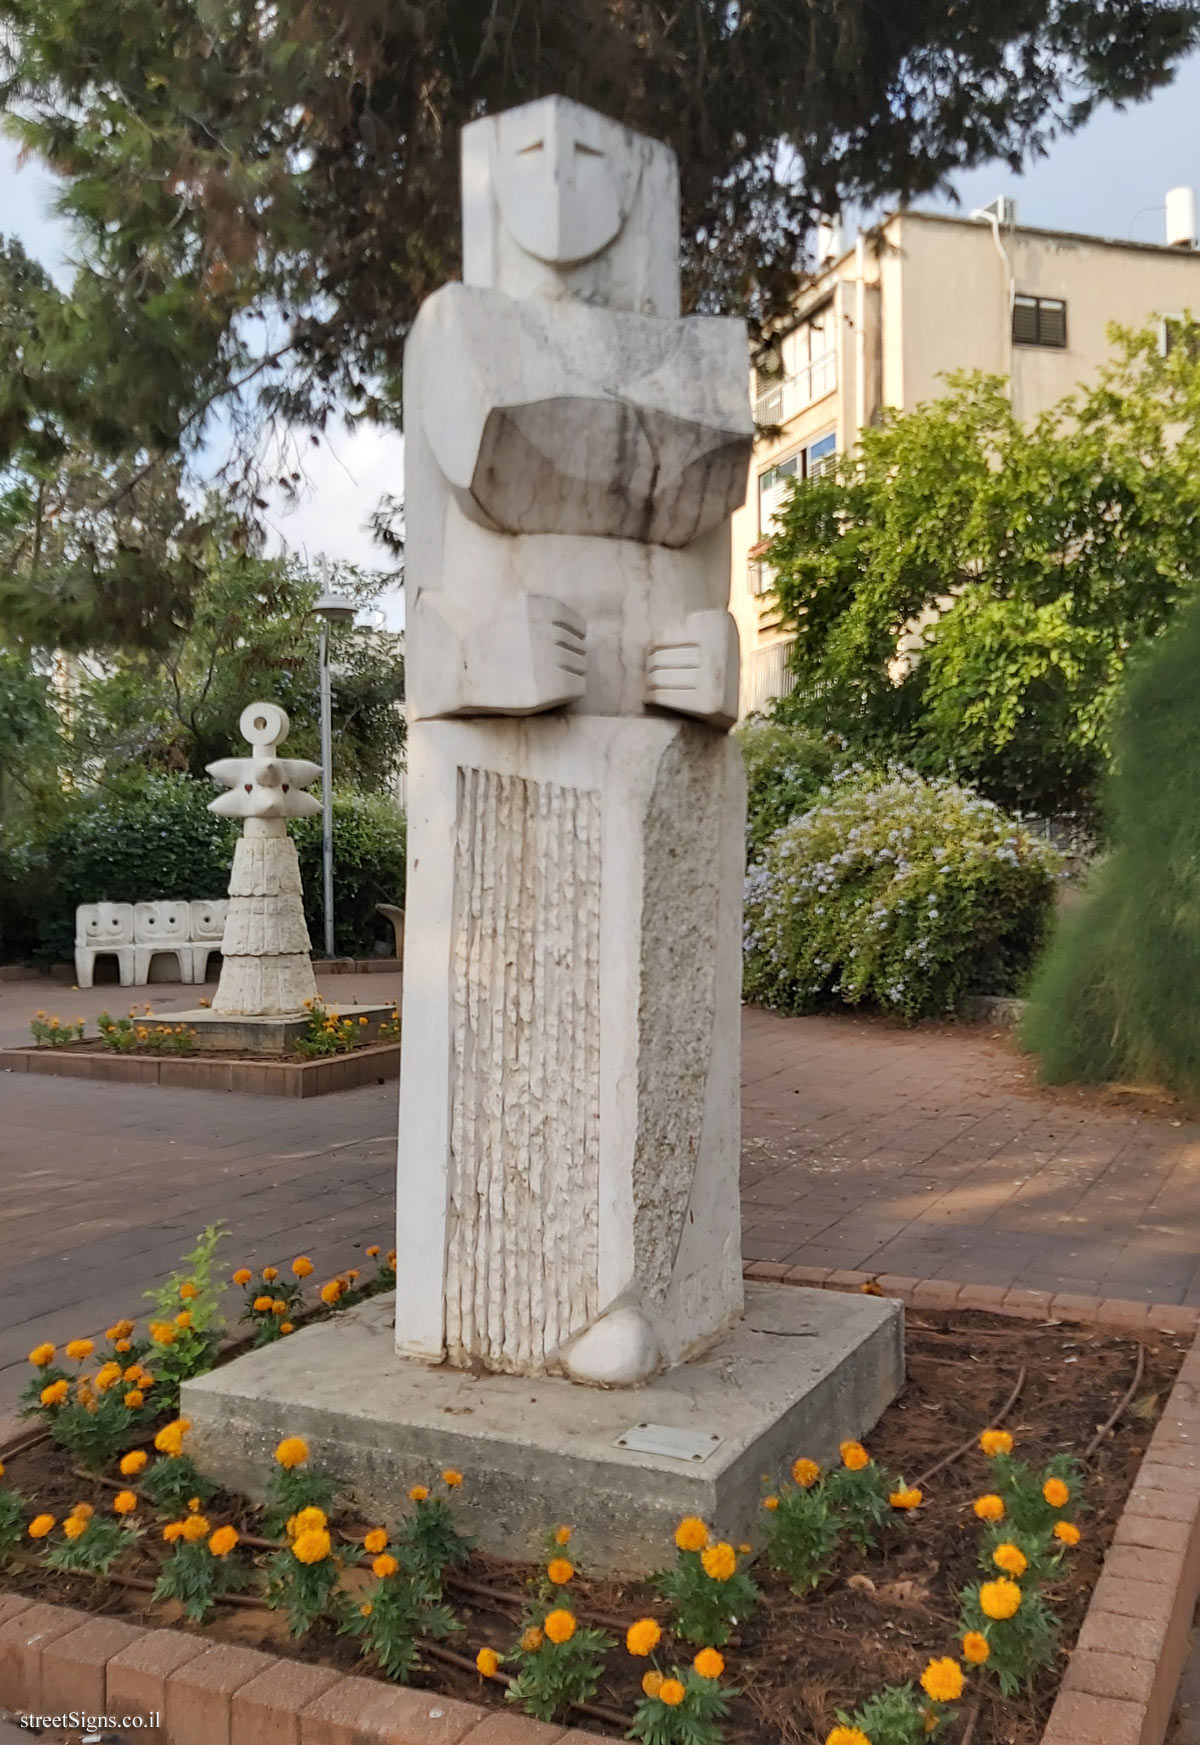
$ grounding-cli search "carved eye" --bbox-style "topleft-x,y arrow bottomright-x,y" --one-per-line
517,138 -> 544,155
244,784 -> 253,793
574,141 -> 603,158
282,784 -> 289,792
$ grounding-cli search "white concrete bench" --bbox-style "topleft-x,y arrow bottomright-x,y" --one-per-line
74,900 -> 230,987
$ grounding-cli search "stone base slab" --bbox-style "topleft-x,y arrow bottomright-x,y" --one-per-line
181,1282 -> 904,1574
168,1002 -> 398,1054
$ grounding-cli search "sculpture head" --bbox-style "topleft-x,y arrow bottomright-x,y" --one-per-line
206,702 -> 322,824
461,95 -> 680,317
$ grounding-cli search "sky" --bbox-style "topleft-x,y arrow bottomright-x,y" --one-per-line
5,46 -> 1200,609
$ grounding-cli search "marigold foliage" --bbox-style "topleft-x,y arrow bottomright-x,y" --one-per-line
656,1536 -> 759,1647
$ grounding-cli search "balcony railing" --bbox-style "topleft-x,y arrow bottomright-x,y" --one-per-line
754,350 -> 837,425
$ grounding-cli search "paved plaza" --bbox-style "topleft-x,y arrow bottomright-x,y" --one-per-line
4,975 -> 1200,1440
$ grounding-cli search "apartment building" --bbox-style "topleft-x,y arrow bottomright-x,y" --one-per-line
732,200 -> 1200,717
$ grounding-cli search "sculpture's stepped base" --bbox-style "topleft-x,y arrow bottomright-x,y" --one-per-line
181,1283 -> 904,1575
168,1004 -> 397,1055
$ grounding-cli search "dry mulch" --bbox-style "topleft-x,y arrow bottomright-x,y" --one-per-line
1,1310 -> 1186,1745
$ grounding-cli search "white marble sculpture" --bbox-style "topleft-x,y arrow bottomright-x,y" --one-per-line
206,703 -> 322,1016
396,95 -> 752,1386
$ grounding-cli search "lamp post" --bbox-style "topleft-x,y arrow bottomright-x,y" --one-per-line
312,589 -> 358,958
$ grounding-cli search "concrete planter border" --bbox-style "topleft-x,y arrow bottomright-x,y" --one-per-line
0,1040 -> 401,1098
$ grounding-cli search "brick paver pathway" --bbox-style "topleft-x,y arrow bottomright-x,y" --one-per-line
5,977 -> 1200,1439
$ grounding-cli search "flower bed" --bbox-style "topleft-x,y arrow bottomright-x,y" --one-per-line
0,1273 -> 1185,1745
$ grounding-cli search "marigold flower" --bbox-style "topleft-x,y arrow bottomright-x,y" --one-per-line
659,1679 -> 686,1707
149,1323 -> 176,1346
373,1552 -> 399,1578
360,1601 -> 374,1617
694,1648 -> 725,1680
29,1343 -> 56,1367
626,1618 -> 662,1656
182,1514 -> 210,1543
280,1323 -> 294,1335
292,1257 -> 314,1278
642,1670 -> 665,1698
65,1339 -> 94,1362
973,1494 -> 1005,1522
544,1609 -> 576,1644
408,1484 -> 428,1502
292,1527 -> 332,1564
826,1731 -> 871,1745
547,1558 -> 573,1585
40,1379 -> 69,1407
675,1515 -> 710,1552
113,1491 -> 138,1515
1043,1477 -> 1070,1509
555,1525 -> 571,1545
233,1269 -> 253,1287
1054,1520 -> 1081,1546
179,1283 -> 197,1301
123,1365 -> 142,1382
521,1626 -> 544,1652
174,1311 -> 192,1329
363,1528 -> 388,1554
387,1251 -> 397,1267
209,1526 -> 238,1557
980,1429 -> 1014,1457
155,1420 -> 189,1457
702,1541 -> 737,1582
366,1246 -> 380,1258
442,1468 -> 463,1487
320,1280 -> 344,1306
476,1647 -> 500,1676
162,1521 -> 186,1543
263,1267 -> 278,1282
840,1440 -> 869,1471
64,1515 -> 88,1541
763,1496 -> 780,1511
980,1578 -> 1022,1621
962,1632 -> 990,1665
69,1502 -> 94,1523
95,1362 -> 122,1392
253,1295 -> 274,1313
292,1507 -> 327,1535
187,1497 -> 201,1512
109,1319 -> 135,1339
271,1300 -> 288,1315
889,1487 -> 923,1510
28,1515 -> 55,1539
0,1462 -> 4,1478
993,1542 -> 1027,1577
792,1458 -> 821,1487
920,1658 -> 964,1704
275,1436 -> 309,1469
115,1338 -> 132,1354
124,1390 -> 145,1409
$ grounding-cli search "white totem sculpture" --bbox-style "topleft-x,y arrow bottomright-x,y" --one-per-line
397,96 -> 753,1387
207,703 -> 322,1017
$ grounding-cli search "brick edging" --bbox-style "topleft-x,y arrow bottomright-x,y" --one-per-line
0,1041 -> 402,1098
747,1260 -> 1200,1745
0,1597 -> 607,1744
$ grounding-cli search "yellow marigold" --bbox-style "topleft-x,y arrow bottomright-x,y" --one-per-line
65,1339 -> 94,1361
993,1543 -> 1028,1577
387,1251 -> 397,1267
174,1311 -> 192,1329
889,1487 -> 923,1510
187,1497 -> 201,1512
292,1527 -> 332,1565
69,1502 -> 94,1522
233,1269 -> 252,1286
521,1626 -> 544,1652
920,1658 -> 964,1704
263,1267 -> 279,1282
826,1732 -> 871,1745
113,1491 -> 138,1515
270,1300 -> 288,1316
28,1514 -> 55,1539
973,1494 -> 1005,1522
182,1514 -> 211,1543
154,1420 -> 189,1457
363,1528 -> 389,1554
95,1362 -> 122,1392
476,1647 -> 500,1677
702,1541 -> 737,1582
280,1323 -> 294,1335
149,1323 -> 176,1346
840,1440 -> 869,1471
115,1339 -> 132,1354
0,1461 -> 4,1478
642,1670 -> 665,1698
980,1578 -> 1022,1621
659,1679 -> 686,1708
293,1256 -> 314,1278
123,1365 -> 142,1382
162,1522 -> 186,1543
40,1379 -> 69,1407
275,1436 -> 309,1469
124,1390 -> 145,1409
360,1602 -> 373,1618
1054,1520 -> 1081,1546
793,1458 -> 821,1487
675,1516 -> 710,1552
209,1526 -> 239,1557
763,1495 -> 780,1512
555,1525 -> 572,1545
1043,1477 -> 1070,1509
544,1609 -> 576,1644
373,1553 -> 399,1578
110,1319 -> 135,1339
346,1269 -> 360,1282
179,1283 -> 197,1301
29,1342 -> 56,1367
320,1280 -> 344,1306
64,1515 -> 88,1541
292,1507 -> 327,1535
547,1558 -> 574,1585
962,1632 -> 990,1665
366,1246 -> 380,1258
626,1618 -> 662,1657
694,1648 -> 725,1680
980,1429 -> 1014,1457
253,1295 -> 273,1313
409,1484 -> 429,1503
442,1468 -> 463,1487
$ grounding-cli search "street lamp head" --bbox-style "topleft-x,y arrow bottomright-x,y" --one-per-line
313,591 -> 358,625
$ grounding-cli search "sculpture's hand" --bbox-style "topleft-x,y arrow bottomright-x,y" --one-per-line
645,609 -> 740,730
410,592 -> 587,718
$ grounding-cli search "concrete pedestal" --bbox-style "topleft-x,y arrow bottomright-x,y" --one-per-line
167,1004 -> 398,1055
181,1283 -> 903,1574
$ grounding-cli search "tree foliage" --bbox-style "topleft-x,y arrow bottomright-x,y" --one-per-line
766,328 -> 1200,820
0,0 -> 1195,495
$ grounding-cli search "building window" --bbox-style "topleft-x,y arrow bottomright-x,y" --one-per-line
1160,314 -> 1200,359
1012,295 -> 1067,349
757,431 -> 837,535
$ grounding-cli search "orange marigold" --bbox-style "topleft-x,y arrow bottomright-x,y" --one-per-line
555,1525 -> 572,1545
1043,1477 -> 1070,1509
63,1516 -> 88,1541
694,1648 -> 725,1680
27,1514 -> 55,1539
209,1526 -> 239,1557
642,1670 -> 665,1698
181,1514 -> 211,1543
232,1269 -> 252,1287
659,1679 -> 686,1708
65,1339 -> 94,1362
701,1541 -> 737,1582
980,1429 -> 1014,1457
980,1578 -> 1022,1621
373,1553 -> 399,1578
962,1632 -> 990,1665
363,1528 -> 389,1555
920,1658 -> 964,1704
792,1458 -> 821,1487
547,1558 -> 574,1585
544,1609 -> 576,1644
889,1487 -> 923,1510
320,1280 -> 344,1306
409,1484 -> 429,1502
839,1440 -> 869,1471
442,1468 -> 463,1487
253,1295 -> 273,1313
263,1267 -> 278,1282
675,1515 -> 709,1552
292,1256 -> 314,1278
28,1343 -> 56,1367
973,1494 -> 1005,1522
626,1618 -> 662,1657
1054,1521 -> 1081,1546
113,1491 -> 138,1516
40,1380 -> 69,1408
275,1436 -> 309,1469
521,1626 -> 544,1652
993,1543 -> 1027,1577
292,1527 -> 332,1565
476,1648 -> 500,1677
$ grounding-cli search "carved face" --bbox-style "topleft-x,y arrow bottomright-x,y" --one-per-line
493,97 -> 641,268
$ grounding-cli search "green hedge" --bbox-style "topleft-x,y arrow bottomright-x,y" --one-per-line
743,768 -> 1059,1021
736,718 -> 843,858
1,774 -> 405,964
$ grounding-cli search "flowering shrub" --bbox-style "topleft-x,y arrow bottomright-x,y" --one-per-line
340,1526 -> 459,1681
655,1520 -> 759,1646
264,1436 -> 338,1537
736,719 -> 843,858
154,1518 -> 251,1620
394,1471 -> 474,1582
96,1011 -> 198,1054
43,1500 -> 139,1576
28,1011 -> 85,1047
503,1599 -> 614,1722
743,767 -> 1059,1020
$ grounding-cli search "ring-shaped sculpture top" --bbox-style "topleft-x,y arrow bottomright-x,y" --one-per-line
239,702 -> 289,750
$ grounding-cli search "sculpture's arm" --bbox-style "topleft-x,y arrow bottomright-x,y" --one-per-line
408,591 -> 587,720
645,609 -> 740,731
